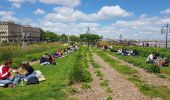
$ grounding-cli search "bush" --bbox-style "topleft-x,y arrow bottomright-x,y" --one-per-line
69,46 -> 92,85
145,64 -> 160,73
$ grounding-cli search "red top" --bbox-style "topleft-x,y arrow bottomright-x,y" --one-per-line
0,65 -> 11,80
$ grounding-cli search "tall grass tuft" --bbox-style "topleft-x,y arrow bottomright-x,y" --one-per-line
69,46 -> 92,85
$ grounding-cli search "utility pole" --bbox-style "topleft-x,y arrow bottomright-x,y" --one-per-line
161,23 -> 170,48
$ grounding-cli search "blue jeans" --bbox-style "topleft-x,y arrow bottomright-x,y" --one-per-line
24,72 -> 36,81
40,62 -> 50,65
0,79 -> 12,85
13,74 -> 26,85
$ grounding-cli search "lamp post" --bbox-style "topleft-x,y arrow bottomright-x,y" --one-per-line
161,23 -> 170,48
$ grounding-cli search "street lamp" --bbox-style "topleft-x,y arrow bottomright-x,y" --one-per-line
161,23 -> 170,48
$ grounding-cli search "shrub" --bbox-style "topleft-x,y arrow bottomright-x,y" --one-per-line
69,46 -> 92,85
145,64 -> 160,73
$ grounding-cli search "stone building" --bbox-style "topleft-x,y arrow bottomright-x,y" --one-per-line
0,21 -> 40,43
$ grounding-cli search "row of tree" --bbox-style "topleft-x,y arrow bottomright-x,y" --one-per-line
40,28 -> 102,42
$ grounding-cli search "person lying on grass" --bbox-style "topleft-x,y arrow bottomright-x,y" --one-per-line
0,59 -> 15,87
40,54 -> 50,65
40,54 -> 56,65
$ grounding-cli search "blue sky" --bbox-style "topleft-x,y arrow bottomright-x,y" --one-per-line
0,0 -> 170,40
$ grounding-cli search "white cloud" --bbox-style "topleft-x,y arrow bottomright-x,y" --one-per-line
8,0 -> 80,8
44,5 -> 132,22
140,14 -> 147,18
161,8 -> 170,14
11,3 -> 21,8
38,0 -> 80,7
34,8 -> 45,15
34,15 -> 170,40
8,0 -> 24,3
8,0 -> 25,8
0,11 -> 15,16
97,5 -> 132,18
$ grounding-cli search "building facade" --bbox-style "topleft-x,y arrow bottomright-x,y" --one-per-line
0,21 -> 40,43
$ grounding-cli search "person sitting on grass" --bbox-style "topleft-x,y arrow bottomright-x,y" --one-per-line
12,62 -> 28,85
20,62 -> 35,82
146,52 -> 157,63
40,55 -> 50,65
48,54 -> 56,65
0,59 -> 15,87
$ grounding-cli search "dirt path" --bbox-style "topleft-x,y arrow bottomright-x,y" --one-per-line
29,60 -> 39,66
93,54 -> 149,100
105,53 -> 170,89
73,64 -> 107,100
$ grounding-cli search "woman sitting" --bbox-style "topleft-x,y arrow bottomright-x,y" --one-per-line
13,62 -> 35,84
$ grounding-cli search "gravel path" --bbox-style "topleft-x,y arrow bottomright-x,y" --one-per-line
74,64 -> 107,100
93,54 -> 149,100
105,53 -> 170,89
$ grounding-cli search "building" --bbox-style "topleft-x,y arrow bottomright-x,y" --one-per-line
0,21 -> 40,43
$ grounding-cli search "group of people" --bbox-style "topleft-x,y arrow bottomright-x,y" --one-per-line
146,53 -> 169,67
0,59 -> 43,88
40,44 -> 78,66
117,49 -> 138,57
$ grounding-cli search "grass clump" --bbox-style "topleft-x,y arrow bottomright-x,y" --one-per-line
106,87 -> 112,93
81,83 -> 91,89
100,80 -> 109,87
90,58 -> 101,68
66,86 -> 79,94
106,95 -> 112,100
145,64 -> 160,73
158,74 -> 166,79
95,70 -> 104,80
69,46 -> 92,85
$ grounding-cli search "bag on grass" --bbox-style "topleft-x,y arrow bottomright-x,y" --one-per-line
0,83 -> 8,87
26,77 -> 39,85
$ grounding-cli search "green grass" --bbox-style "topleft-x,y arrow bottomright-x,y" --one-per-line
106,95 -> 112,100
95,70 -> 104,80
0,52 -> 77,100
96,51 -> 137,75
69,46 -> 92,84
95,49 -> 170,99
0,42 -> 63,62
81,83 -> 91,89
128,77 -> 170,100
100,80 -> 109,87
106,45 -> 170,77
65,86 -> 79,94
0,43 -> 64,67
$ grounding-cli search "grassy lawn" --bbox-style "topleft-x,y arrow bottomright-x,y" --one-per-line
0,52 -> 77,100
104,49 -> 170,79
95,49 -> 170,100
96,50 -> 137,75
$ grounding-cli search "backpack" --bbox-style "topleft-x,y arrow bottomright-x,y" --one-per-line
26,77 -> 39,85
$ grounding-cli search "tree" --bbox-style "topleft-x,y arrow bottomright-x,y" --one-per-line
79,34 -> 102,43
69,35 -> 79,42
39,28 -> 59,42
